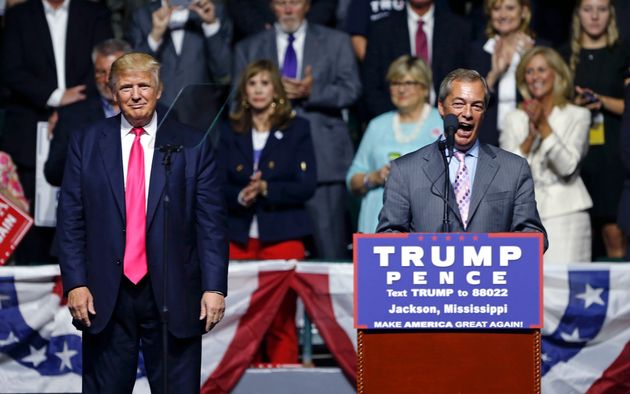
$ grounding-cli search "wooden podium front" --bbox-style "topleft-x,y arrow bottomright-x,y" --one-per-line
357,329 -> 541,394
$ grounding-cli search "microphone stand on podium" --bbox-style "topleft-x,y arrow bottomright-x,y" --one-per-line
439,114 -> 458,233
159,143 -> 182,393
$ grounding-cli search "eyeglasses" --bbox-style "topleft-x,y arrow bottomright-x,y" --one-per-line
389,81 -> 422,89
272,0 -> 305,8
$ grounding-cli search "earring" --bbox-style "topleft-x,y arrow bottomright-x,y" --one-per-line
241,99 -> 249,109
278,97 -> 286,105
271,101 -> 277,109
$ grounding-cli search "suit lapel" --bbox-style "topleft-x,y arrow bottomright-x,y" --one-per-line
422,143 -> 462,225
146,115 -> 177,229
467,144 -> 499,225
265,29 -> 279,68
396,11 -> 412,55
260,129 -> 283,164
302,24 -> 321,79
235,130 -> 254,170
32,0 -> 56,73
431,6 -> 446,74
65,0 -> 81,83
98,116 -> 125,219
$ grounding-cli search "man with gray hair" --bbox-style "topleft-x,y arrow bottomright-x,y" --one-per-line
377,68 -> 548,248
45,39 -> 132,186
57,52 -> 228,393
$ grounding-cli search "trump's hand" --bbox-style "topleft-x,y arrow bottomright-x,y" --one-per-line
200,291 -> 225,332
68,286 -> 95,328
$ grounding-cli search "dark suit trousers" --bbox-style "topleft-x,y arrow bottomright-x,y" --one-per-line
82,277 -> 201,394
305,183 -> 349,260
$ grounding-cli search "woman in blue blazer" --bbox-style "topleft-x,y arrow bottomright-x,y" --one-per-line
219,59 -> 317,363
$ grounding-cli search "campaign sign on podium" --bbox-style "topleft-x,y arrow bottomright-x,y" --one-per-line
354,233 -> 543,330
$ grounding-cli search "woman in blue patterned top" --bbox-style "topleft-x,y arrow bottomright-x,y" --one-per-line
347,55 -> 443,233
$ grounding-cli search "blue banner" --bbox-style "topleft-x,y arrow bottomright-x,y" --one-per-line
354,233 -> 543,330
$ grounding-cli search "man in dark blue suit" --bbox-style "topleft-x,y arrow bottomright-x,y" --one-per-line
57,52 -> 228,393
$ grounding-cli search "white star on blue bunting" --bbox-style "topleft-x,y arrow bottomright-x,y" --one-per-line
576,284 -> 605,308
55,341 -> 77,371
22,345 -> 47,367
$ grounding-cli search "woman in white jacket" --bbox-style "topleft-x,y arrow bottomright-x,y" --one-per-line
500,46 -> 592,263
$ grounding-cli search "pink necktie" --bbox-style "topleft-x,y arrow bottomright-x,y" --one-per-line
415,20 -> 429,64
453,151 -> 471,228
123,127 -> 148,284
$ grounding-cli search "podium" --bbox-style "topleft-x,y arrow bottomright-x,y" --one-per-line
354,233 -> 543,393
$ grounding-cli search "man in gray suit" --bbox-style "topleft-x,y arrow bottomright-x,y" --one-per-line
377,69 -> 547,246
234,0 -> 361,259
127,0 -> 232,129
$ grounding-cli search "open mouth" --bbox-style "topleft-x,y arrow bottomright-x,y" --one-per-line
459,123 -> 474,132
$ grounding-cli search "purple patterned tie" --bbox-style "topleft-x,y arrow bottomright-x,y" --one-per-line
282,33 -> 297,78
454,151 -> 471,228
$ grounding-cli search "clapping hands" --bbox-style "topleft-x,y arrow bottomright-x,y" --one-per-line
239,171 -> 268,207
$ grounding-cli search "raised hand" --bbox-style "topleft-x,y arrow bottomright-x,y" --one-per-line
150,1 -> 172,42
190,0 -> 216,24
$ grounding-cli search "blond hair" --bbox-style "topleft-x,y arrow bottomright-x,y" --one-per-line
569,0 -> 619,73
484,0 -> 533,38
386,55 -> 433,91
108,52 -> 161,91
516,46 -> 573,107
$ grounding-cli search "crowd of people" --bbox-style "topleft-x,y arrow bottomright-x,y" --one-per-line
0,0 -> 630,365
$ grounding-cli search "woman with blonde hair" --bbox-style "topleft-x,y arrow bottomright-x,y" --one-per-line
500,46 -> 592,263
467,0 -> 543,146
347,55 -> 442,233
219,59 -> 317,363
562,0 -> 629,260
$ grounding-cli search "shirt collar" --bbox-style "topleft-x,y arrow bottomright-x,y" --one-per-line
406,2 -> 434,24
483,37 -> 497,55
100,96 -> 119,117
42,0 -> 69,14
439,136 -> 480,157
457,140 -> 480,157
121,111 -> 158,138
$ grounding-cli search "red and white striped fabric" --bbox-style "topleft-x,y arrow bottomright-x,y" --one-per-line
201,261 -> 295,394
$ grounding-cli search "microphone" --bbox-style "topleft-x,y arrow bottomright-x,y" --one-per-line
159,144 -> 183,167
443,114 -> 458,158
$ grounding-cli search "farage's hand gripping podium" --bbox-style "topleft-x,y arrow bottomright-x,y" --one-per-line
354,233 -> 544,394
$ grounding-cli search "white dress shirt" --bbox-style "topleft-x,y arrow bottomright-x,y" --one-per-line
43,0 -> 69,107
121,112 -> 157,208
244,129 -> 271,239
406,2 -> 433,63
406,3 -> 435,103
483,37 -> 520,131
147,4 -> 221,56
275,21 -> 307,79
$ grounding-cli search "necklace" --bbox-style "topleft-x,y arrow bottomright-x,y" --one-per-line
393,104 -> 430,144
